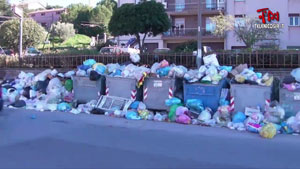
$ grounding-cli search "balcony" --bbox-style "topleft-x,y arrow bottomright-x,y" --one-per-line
162,28 -> 224,41
166,2 -> 226,15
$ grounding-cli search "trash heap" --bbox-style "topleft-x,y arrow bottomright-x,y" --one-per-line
230,64 -> 273,86
282,68 -> 300,91
2,56 -> 300,139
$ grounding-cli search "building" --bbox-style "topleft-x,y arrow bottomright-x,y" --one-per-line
28,8 -> 66,30
226,0 -> 300,50
12,0 -> 46,10
117,0 -> 225,52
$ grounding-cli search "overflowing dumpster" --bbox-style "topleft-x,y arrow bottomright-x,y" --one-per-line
230,83 -> 272,113
105,76 -> 143,101
280,76 -> 300,118
143,77 -> 182,110
73,76 -> 105,104
184,79 -> 229,112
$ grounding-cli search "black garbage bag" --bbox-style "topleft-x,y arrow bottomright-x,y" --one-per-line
11,100 -> 26,108
90,71 -> 101,81
35,78 -> 50,94
22,86 -> 31,99
90,108 -> 105,115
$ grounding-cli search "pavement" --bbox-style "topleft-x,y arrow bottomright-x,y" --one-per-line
0,108 -> 299,169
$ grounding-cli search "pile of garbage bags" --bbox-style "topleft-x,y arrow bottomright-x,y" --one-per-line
230,64 -> 273,87
2,57 -> 300,140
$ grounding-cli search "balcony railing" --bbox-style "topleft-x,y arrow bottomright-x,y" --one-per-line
166,2 -> 226,13
162,28 -> 221,38
163,28 -> 197,37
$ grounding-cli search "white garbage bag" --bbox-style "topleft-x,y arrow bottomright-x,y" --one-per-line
203,54 -> 220,67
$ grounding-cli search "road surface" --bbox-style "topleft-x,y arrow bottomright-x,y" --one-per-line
0,108 -> 299,169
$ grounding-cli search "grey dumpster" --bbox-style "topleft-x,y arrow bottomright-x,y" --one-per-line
230,83 -> 272,113
280,76 -> 300,118
143,77 -> 182,110
73,76 -> 105,103
105,76 -> 143,101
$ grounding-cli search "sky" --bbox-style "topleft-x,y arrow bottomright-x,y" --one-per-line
9,0 -> 99,7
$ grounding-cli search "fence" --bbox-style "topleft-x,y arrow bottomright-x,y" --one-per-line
1,50 -> 300,69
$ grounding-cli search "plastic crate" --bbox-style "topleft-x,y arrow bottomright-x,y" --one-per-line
184,79 -> 229,112
73,76 -> 105,104
230,83 -> 271,113
143,77 -> 182,110
280,76 -> 300,118
105,76 -> 143,101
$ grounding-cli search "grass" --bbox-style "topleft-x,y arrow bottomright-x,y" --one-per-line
38,34 -> 92,49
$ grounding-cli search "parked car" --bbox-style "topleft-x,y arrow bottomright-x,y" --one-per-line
153,48 -> 171,54
3,48 -> 15,56
99,46 -> 140,55
25,47 -> 42,56
100,46 -> 123,55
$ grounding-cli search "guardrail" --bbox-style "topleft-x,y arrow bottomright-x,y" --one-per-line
1,50 -> 300,69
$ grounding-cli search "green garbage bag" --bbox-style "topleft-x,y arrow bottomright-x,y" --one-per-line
65,79 -> 73,92
169,104 -> 182,122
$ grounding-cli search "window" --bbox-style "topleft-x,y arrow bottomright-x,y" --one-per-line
41,13 -> 45,16
287,46 -> 300,50
31,14 -> 35,17
56,11 -> 61,15
289,14 -> 300,26
206,17 -> 216,33
235,15 -> 246,27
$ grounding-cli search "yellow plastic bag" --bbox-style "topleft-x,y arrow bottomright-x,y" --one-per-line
92,63 -> 104,70
260,123 -> 277,139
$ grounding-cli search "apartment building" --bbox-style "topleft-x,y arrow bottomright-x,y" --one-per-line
117,0 -> 225,52
226,0 -> 300,50
28,8 -> 66,30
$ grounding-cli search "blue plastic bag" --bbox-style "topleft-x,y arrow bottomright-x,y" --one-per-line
130,101 -> 140,109
112,69 -> 122,77
78,65 -> 91,71
186,99 -> 204,112
95,65 -> 106,75
83,59 -> 96,66
126,111 -> 141,120
156,67 -> 171,77
256,73 -> 263,79
219,66 -> 232,72
165,97 -> 181,107
219,98 -> 229,106
232,112 -> 246,123
57,102 -> 72,112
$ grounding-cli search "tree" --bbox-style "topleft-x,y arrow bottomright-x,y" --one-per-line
0,18 -> 46,52
210,13 -> 280,48
61,4 -> 91,23
0,0 -> 12,16
97,0 -> 117,11
109,1 -> 171,52
50,22 -> 75,43
46,5 -> 63,9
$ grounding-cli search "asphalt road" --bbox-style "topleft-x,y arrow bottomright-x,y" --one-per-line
0,108 -> 299,169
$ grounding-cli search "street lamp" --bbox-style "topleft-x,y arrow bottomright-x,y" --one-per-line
197,0 -> 202,68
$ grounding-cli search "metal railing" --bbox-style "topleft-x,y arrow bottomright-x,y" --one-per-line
1,50 -> 300,69
162,28 -> 219,38
166,2 -> 226,13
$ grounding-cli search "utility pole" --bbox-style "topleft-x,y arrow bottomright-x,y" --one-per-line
197,0 -> 202,68
19,15 -> 23,60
